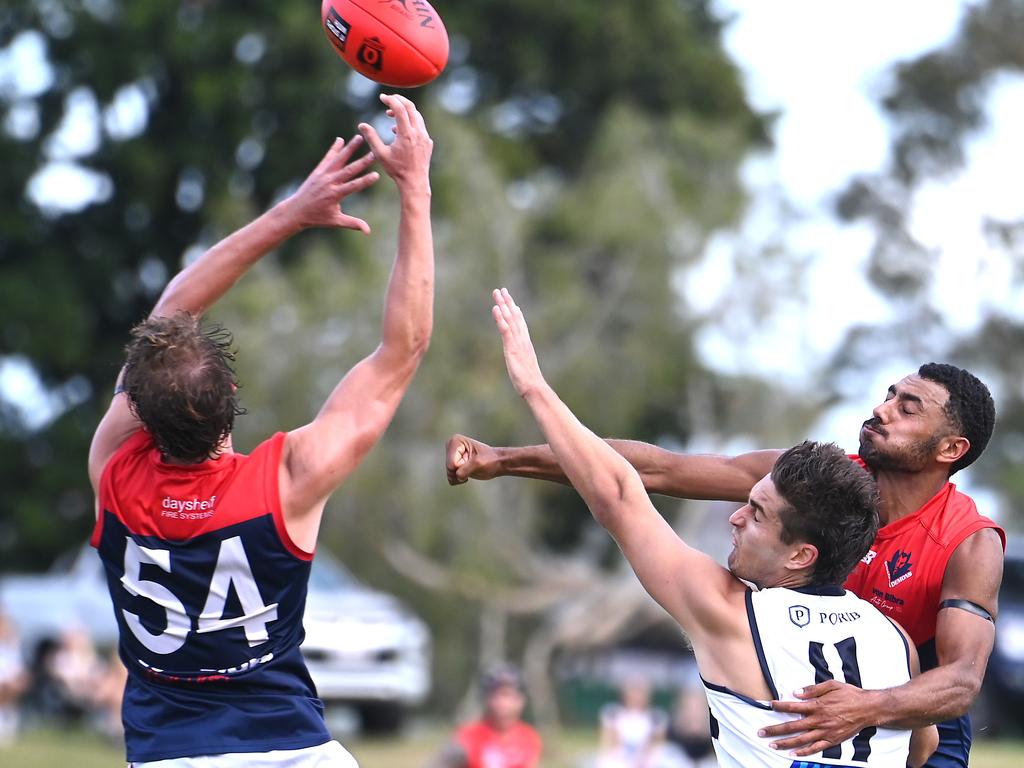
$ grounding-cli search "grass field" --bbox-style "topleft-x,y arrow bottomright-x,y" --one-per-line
2,726 -> 1023,768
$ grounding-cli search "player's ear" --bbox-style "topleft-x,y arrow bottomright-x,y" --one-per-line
789,542 -> 818,574
936,435 -> 969,468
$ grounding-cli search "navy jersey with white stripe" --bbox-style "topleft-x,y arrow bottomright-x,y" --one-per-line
93,430 -> 330,763
703,585 -> 912,768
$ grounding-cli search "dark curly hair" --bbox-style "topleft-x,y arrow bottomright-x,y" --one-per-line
772,441 -> 880,586
918,362 -> 995,476
122,312 -> 245,463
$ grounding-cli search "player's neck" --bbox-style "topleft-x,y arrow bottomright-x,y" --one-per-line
162,436 -> 234,466
874,468 -> 950,524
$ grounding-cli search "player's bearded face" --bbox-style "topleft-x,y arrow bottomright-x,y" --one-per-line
859,417 -> 943,473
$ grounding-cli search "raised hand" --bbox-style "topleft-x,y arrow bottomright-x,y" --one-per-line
358,93 -> 433,195
492,288 -> 545,399
284,134 -> 379,233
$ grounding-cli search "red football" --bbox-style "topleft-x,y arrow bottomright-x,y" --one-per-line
321,0 -> 449,88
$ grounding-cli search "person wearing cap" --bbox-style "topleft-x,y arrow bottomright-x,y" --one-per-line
431,667 -> 542,768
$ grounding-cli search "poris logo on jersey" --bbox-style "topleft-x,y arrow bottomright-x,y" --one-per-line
885,549 -> 913,588
789,605 -> 811,628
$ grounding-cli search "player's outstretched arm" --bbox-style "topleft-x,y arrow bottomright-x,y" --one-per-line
88,134 -> 379,495
445,434 -> 779,502
762,528 -> 1001,756
280,94 -> 434,551
490,287 -> 742,636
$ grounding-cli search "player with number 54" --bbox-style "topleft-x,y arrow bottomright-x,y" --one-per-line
88,94 -> 435,767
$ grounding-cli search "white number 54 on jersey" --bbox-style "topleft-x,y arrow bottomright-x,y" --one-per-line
120,536 -> 280,655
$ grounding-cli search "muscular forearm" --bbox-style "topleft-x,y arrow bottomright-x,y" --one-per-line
151,201 -> 301,319
481,440 -> 775,501
606,441 -> 775,500
488,443 -> 572,485
869,662 -> 980,729
378,189 -> 433,361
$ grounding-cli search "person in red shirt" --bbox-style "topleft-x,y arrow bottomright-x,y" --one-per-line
445,364 -> 1002,768
433,667 -> 542,768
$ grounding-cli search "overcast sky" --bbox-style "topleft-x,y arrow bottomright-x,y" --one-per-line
694,2 -> 1021,405
690,1 -> 1023,514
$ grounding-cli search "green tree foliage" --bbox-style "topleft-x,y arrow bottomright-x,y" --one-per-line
1,0 -> 779,710
0,0 -> 763,567
827,0 -> 1024,523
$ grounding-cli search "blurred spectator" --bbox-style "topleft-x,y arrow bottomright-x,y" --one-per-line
430,665 -> 542,768
19,626 -> 126,742
24,636 -> 65,723
90,647 -> 127,741
48,626 -> 105,722
0,611 -> 28,744
597,678 -> 668,768
661,686 -> 714,768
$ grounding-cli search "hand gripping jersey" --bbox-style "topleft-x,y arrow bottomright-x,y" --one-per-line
92,430 -> 330,763
455,719 -> 542,768
844,466 -> 1005,768
703,586 -> 912,768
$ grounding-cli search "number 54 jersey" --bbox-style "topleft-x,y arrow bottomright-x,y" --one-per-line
704,585 -> 913,768
92,429 -> 330,763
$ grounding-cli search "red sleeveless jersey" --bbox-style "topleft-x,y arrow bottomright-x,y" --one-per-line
91,429 -> 329,762
844,460 -> 1004,651
455,720 -> 542,768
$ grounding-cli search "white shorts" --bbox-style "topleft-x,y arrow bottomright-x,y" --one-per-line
130,740 -> 359,768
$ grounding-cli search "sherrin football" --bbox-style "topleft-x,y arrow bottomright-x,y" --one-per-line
322,0 -> 449,88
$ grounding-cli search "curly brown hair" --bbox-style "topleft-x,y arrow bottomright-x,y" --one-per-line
122,312 -> 244,463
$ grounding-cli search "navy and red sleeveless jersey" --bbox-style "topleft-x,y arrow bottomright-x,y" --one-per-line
92,429 -> 330,763
844,455 -> 1005,768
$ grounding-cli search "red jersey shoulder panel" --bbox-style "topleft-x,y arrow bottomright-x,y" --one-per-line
93,432 -> 289,546
844,467 -> 1004,647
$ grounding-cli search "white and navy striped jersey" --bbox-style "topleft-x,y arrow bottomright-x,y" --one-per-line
703,584 -> 912,768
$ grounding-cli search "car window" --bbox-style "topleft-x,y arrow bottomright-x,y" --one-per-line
1001,556 -> 1024,595
308,554 -> 356,592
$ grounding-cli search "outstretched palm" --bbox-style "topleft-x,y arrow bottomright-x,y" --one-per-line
492,288 -> 545,398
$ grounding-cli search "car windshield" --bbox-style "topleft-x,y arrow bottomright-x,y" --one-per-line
308,553 -> 357,592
